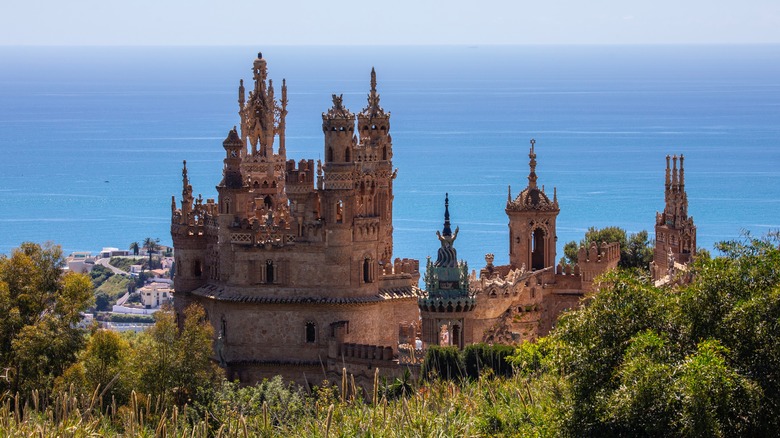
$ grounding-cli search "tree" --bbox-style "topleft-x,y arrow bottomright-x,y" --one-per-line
130,241 -> 140,256
142,237 -> 160,270
0,242 -> 93,393
561,226 -> 652,270
133,304 -> 222,406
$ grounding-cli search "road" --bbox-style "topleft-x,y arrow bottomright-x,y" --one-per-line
95,258 -> 130,276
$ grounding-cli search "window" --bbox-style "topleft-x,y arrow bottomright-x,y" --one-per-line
305,322 -> 316,343
327,147 -> 334,162
193,260 -> 202,277
266,260 -> 275,284
336,200 -> 343,223
344,147 -> 351,162
363,258 -> 372,283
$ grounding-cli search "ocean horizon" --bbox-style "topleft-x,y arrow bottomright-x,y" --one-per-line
1,45 -> 779,269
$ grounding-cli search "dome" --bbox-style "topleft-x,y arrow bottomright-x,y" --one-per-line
507,187 -> 558,212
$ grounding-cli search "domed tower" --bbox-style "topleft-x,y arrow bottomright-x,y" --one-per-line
506,139 -> 559,271
653,154 -> 696,278
418,194 -> 475,349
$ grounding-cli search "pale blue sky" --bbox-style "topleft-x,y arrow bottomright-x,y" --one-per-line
1,0 -> 779,45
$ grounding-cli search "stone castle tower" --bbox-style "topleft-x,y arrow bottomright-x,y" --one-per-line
171,53 -> 419,383
507,139 -> 559,271
652,154 -> 696,280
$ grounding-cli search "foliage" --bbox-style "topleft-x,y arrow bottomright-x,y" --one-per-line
133,304 -> 222,407
0,242 -> 93,394
130,241 -> 140,256
421,345 -> 465,381
561,226 -> 653,270
108,256 -> 144,273
95,274 -> 132,299
143,237 -> 160,270
89,264 -> 113,287
106,312 -> 154,324
463,343 -> 515,379
543,233 -> 780,436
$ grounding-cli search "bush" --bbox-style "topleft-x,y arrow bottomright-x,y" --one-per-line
463,343 -> 515,379
421,346 -> 465,381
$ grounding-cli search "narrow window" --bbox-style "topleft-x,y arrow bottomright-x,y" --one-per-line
305,322 -> 316,343
327,147 -> 334,162
336,200 -> 343,223
363,258 -> 372,283
266,260 -> 275,284
344,147 -> 351,162
193,260 -> 202,277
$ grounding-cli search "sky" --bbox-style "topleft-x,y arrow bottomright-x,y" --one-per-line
1,0 -> 779,45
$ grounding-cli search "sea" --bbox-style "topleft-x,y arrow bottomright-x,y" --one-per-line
1,45 -> 779,270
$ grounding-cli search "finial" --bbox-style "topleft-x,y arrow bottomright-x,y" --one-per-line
665,155 -> 671,186
508,185 -> 511,202
370,67 -> 377,92
442,193 -> 452,237
258,52 -> 263,59
679,154 -> 685,187
527,139 -> 538,189
554,187 -> 558,203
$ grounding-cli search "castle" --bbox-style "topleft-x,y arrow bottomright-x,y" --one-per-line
171,52 -> 696,382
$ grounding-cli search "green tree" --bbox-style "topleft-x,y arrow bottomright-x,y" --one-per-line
0,242 -> 93,393
130,241 -> 140,256
561,226 -> 652,270
133,304 -> 222,406
142,237 -> 160,270
57,329 -> 132,405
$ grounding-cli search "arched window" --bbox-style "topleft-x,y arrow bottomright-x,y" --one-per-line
344,147 -> 351,162
266,260 -> 275,284
363,258 -> 372,283
531,228 -> 545,270
382,146 -> 387,160
327,147 -> 334,162
305,322 -> 316,343
336,200 -> 343,223
263,195 -> 272,209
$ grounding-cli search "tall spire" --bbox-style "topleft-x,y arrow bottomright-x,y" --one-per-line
679,154 -> 685,187
442,193 -> 452,237
527,138 -> 538,189
362,67 -> 384,117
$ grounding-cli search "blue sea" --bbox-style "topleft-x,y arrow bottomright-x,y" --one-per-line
1,45 -> 779,269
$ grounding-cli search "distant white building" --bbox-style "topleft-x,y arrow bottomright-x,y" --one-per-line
140,282 -> 173,309
65,251 -> 95,274
99,247 -> 130,258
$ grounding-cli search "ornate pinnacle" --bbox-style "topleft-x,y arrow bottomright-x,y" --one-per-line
370,67 -> 377,92
528,139 -> 538,189
442,193 -> 452,237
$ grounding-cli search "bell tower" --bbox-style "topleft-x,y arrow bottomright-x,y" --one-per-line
506,139 -> 559,271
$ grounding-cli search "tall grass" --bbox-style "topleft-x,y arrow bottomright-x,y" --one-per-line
0,371 -> 567,437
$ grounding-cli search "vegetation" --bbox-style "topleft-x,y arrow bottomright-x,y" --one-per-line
143,237 -> 160,270
1,234 -> 779,436
108,256 -> 145,273
561,225 -> 653,270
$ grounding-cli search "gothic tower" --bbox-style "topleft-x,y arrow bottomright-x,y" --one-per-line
506,139 -> 559,271
357,68 -> 395,267
653,154 -> 696,277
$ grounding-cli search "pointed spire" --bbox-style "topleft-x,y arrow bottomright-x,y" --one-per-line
527,138 -> 538,189
679,154 -> 685,187
672,155 -> 678,188
442,193 -> 452,237
182,160 -> 189,190
665,155 -> 671,187
362,67 -> 384,117
508,185 -> 512,202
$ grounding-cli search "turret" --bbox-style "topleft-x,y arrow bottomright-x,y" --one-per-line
322,94 -> 356,164
220,127 -> 244,190
357,68 -> 392,162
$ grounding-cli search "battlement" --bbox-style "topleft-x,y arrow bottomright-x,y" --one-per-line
285,159 -> 315,187
393,258 -> 420,276
554,241 -> 621,285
